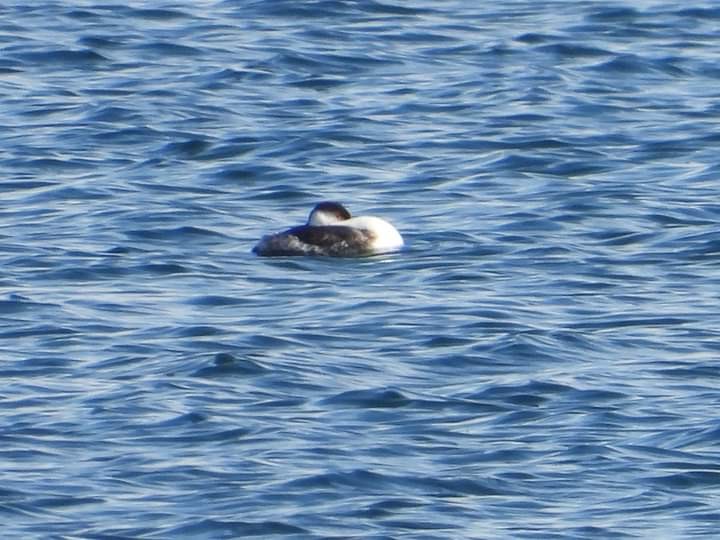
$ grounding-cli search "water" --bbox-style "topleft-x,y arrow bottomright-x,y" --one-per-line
2,1 -> 720,538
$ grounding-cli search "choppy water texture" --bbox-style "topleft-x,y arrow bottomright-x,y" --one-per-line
2,1 -> 720,538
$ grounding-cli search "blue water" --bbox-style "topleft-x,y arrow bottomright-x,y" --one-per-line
2,1 -> 720,538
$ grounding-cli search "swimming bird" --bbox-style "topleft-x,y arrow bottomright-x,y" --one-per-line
253,201 -> 404,257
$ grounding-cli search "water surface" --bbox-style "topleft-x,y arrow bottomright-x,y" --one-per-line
2,1 -> 720,538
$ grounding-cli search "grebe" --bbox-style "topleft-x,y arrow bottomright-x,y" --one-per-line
253,201 -> 404,257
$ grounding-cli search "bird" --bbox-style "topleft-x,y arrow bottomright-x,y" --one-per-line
252,201 -> 404,257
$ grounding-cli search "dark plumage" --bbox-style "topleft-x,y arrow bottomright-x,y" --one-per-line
310,201 -> 351,222
253,225 -> 374,257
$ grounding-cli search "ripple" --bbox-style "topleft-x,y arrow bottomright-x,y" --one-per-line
163,518 -> 308,537
192,353 -> 268,377
12,48 -> 108,67
322,388 -> 411,409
